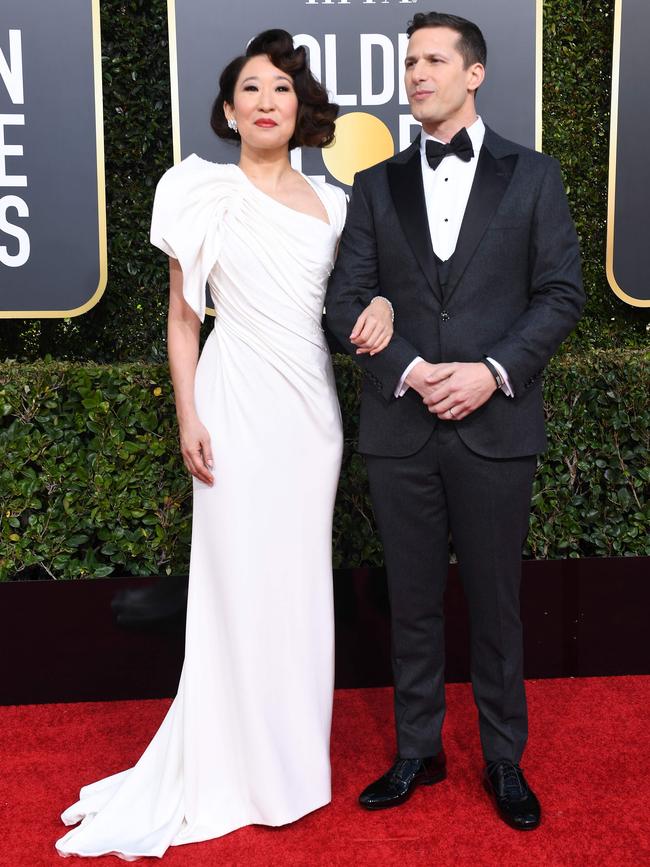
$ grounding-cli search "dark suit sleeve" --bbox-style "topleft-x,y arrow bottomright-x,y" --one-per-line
486,158 -> 585,395
325,173 -> 421,403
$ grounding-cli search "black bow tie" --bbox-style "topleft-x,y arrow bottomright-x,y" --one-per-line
425,128 -> 474,170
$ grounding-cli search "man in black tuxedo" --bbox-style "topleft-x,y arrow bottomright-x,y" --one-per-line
325,12 -> 584,830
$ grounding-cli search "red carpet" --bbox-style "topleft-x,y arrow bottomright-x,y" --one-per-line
1,677 -> 648,866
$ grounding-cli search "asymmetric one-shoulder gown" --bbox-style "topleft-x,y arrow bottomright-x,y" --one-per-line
56,156 -> 346,859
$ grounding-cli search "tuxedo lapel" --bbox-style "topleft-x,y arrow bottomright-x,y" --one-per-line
445,146 -> 518,301
386,141 -> 441,302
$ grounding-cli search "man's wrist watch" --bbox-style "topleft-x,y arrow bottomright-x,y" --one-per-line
481,358 -> 504,389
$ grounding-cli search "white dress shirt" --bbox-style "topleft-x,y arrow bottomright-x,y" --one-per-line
395,116 -> 513,398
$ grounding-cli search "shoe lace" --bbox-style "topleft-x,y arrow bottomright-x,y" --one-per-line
389,759 -> 417,783
492,761 -> 526,799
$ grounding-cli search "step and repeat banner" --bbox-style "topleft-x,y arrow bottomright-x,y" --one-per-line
168,0 -> 542,183
607,0 -> 649,308
167,0 -> 540,314
0,1 -> 646,316
0,0 -> 106,318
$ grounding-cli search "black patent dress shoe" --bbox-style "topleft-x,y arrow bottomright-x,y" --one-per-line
359,752 -> 447,810
484,760 -> 541,830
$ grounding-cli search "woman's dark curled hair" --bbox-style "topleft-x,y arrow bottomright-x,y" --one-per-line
211,29 -> 338,150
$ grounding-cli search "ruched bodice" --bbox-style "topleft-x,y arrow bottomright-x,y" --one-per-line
151,155 -> 344,326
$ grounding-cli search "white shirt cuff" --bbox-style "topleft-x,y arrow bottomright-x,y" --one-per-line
486,357 -> 514,397
395,357 -> 424,398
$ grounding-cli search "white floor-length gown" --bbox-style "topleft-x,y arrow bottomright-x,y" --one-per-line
56,155 -> 346,859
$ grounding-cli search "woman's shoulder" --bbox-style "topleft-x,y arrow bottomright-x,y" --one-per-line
151,155 -> 243,258
156,155 -> 241,194
330,182 -> 348,207
308,177 -> 348,230
309,176 -> 347,201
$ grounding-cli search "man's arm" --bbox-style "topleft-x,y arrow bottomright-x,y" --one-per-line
325,173 -> 420,402
484,157 -> 585,394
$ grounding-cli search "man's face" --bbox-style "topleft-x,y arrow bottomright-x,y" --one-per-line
404,26 -> 484,130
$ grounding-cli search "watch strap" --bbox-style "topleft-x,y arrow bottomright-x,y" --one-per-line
481,357 -> 504,389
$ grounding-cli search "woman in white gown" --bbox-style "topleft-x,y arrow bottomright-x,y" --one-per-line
56,30 -> 393,859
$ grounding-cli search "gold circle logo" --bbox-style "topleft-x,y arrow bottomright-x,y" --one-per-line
322,112 -> 395,186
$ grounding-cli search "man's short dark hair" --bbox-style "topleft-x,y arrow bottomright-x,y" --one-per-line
406,12 -> 487,69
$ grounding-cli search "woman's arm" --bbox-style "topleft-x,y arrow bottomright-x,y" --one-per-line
167,257 -> 214,485
349,296 -> 394,356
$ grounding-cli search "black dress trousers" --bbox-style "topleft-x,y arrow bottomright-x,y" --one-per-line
365,421 -> 536,763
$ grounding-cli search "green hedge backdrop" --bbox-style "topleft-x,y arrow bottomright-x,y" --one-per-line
1,0 -> 648,579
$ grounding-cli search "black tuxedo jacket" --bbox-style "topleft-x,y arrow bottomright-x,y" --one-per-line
325,126 -> 584,459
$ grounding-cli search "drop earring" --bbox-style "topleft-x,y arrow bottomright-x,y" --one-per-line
227,117 -> 238,133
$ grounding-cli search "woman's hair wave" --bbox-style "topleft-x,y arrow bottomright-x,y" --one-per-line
211,29 -> 338,150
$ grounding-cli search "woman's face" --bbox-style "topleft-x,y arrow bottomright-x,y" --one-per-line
225,55 -> 299,152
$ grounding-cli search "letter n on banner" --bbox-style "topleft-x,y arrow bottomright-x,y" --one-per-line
607,0 -> 650,307
0,0 -> 106,318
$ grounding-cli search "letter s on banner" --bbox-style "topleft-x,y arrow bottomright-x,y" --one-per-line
0,194 -> 29,266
